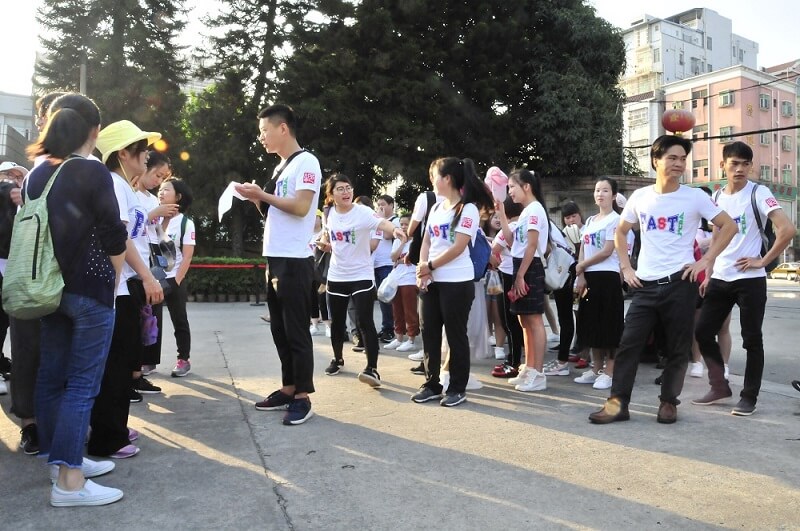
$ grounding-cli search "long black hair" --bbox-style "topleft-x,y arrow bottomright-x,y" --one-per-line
508,169 -> 546,212
597,177 -> 623,214
429,157 -> 494,227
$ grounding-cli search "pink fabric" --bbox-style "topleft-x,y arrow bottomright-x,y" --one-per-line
485,166 -> 508,201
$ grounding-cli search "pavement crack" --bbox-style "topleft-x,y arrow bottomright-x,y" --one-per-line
214,331 -> 295,531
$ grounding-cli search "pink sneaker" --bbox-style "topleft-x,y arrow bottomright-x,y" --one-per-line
128,428 -> 139,442
109,444 -> 140,459
171,359 -> 191,377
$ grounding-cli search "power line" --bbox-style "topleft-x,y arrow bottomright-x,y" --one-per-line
623,123 -> 800,150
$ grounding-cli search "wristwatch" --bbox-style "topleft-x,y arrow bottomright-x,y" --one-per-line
428,260 -> 436,271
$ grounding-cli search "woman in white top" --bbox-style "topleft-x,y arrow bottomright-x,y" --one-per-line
572,177 -> 624,390
158,177 -> 196,377
320,174 -> 406,387
413,157 -> 494,407
498,169 -> 549,392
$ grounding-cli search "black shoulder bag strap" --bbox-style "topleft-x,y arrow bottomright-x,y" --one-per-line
259,149 -> 307,218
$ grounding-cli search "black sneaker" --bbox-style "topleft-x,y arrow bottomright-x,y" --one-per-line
731,397 -> 757,416
128,388 -> 143,403
358,367 -> 381,387
325,358 -> 344,375
410,362 -> 426,375
411,386 -> 443,403
379,330 -> 395,344
283,397 -> 313,425
134,376 -> 162,394
19,424 -> 39,455
351,344 -> 365,353
0,355 -> 11,377
440,392 -> 467,407
255,389 -> 293,411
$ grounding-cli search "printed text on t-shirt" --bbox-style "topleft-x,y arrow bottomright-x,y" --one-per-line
639,212 -> 685,236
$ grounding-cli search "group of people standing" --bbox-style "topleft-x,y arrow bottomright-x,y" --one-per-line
0,92 -> 196,507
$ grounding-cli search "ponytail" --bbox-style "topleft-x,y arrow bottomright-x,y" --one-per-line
26,93 -> 101,161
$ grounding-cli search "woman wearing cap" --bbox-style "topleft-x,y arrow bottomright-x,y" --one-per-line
317,174 -> 406,386
24,93 -> 127,506
88,120 -> 164,460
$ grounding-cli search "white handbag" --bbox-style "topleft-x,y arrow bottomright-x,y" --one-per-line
543,245 -> 573,291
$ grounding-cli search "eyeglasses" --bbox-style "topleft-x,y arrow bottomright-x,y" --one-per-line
334,186 -> 353,193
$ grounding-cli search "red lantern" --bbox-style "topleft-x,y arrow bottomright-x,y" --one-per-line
662,109 -> 696,136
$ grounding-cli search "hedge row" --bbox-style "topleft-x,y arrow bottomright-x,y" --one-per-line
184,257 -> 267,301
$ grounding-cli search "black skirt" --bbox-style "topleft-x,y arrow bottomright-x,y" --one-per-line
576,270 -> 623,349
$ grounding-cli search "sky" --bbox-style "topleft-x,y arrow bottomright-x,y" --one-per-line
1,0 -> 797,96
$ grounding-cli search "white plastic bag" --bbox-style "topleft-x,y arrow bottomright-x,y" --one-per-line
377,266 -> 401,303
485,270 -> 503,295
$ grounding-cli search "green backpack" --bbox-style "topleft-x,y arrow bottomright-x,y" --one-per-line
2,160 -> 70,319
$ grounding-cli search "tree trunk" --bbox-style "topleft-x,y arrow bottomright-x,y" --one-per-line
231,202 -> 245,257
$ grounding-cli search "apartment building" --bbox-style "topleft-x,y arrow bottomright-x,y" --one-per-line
0,91 -> 36,167
620,8 -> 758,174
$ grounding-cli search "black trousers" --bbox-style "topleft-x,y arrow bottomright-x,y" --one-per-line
9,317 -> 40,420
499,271 -> 523,367
553,267 -> 576,362
266,257 -> 315,394
420,281 -> 475,394
140,302 -> 163,367
327,279 -> 379,368
695,277 -> 766,401
89,294 -> 140,456
163,278 -> 191,360
609,279 -> 696,406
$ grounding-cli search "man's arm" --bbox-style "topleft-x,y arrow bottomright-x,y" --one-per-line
234,184 -> 315,217
614,219 -> 640,288
735,209 -> 796,271
683,211 -> 736,281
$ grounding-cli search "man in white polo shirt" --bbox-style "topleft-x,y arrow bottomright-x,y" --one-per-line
691,141 -> 795,416
236,104 -> 321,426
589,134 -> 737,425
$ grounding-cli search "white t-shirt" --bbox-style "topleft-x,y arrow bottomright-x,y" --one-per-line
372,215 -> 399,268
712,181 -> 781,281
163,214 -> 196,279
493,220 -> 517,275
621,185 -> 722,281
427,201 -> 479,282
391,239 -> 416,286
326,204 -> 382,282
581,212 -> 621,273
510,201 -> 548,259
136,190 -> 160,243
111,172 -> 149,296
263,151 -> 322,258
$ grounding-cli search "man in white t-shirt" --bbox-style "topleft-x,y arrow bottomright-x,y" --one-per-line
590,134 -> 737,425
235,105 -> 321,426
374,195 -> 399,342
691,141 -> 795,416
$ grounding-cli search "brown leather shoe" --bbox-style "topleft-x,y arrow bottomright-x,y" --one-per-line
589,397 -> 630,424
691,387 -> 733,406
657,401 -> 677,424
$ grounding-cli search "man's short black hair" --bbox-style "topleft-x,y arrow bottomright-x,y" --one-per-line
650,134 -> 693,170
257,104 -> 296,136
722,141 -> 753,162
377,194 -> 394,206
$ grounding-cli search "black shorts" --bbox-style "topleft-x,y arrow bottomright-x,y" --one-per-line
510,257 -> 545,315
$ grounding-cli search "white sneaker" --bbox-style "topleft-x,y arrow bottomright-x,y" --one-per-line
592,373 -> 613,390
543,362 -> 569,376
50,479 -> 123,507
50,457 -> 115,483
508,365 -> 528,385
384,338 -> 403,350
573,370 -> 598,384
439,371 -> 450,391
724,364 -> 730,380
309,323 -> 323,336
0,379 -> 7,395
466,373 -> 483,390
396,339 -> 418,352
407,350 -> 424,362
547,333 -> 560,344
494,347 -> 506,360
689,361 -> 704,378
488,335 -> 496,346
325,324 -> 332,338
515,369 -> 547,392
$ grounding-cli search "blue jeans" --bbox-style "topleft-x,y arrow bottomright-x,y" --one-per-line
35,293 -> 115,467
374,265 -> 394,333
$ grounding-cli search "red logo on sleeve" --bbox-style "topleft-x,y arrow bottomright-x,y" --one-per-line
530,215 -> 538,225
302,172 -> 316,184
190,232 -> 196,240
766,197 -> 778,208
461,217 -> 473,229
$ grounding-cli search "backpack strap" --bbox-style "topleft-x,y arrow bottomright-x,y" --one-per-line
179,215 -> 188,253
750,183 -> 766,235
24,157 -> 75,203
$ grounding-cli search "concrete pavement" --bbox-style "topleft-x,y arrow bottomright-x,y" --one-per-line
1,298 -> 799,530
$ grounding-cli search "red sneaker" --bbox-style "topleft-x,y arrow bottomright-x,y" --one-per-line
568,354 -> 581,363
491,364 -> 519,378
574,359 -> 589,369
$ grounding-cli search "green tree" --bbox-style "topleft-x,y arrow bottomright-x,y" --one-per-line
35,0 -> 188,145
277,0 -> 626,207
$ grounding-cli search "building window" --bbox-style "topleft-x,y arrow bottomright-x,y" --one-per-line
719,91 -> 734,107
781,101 -> 794,117
653,48 -> 660,62
783,164 -> 793,184
719,126 -> 734,142
707,36 -> 713,50
628,108 -> 648,127
739,49 -> 744,61
760,165 -> 771,180
759,133 -> 771,145
707,64 -> 713,72
679,51 -> 684,65
782,135 -> 793,151
732,45 -> 736,57
759,94 -> 770,110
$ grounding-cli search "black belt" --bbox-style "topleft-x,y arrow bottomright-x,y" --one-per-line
639,270 -> 685,287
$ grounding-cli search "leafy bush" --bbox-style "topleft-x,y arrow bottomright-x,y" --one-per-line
185,257 -> 266,299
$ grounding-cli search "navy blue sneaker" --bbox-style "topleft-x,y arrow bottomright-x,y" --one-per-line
283,397 -> 314,425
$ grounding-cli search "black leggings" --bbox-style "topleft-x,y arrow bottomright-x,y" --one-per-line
311,279 -> 329,321
553,267 -> 576,362
327,279 -> 379,369
499,271 -> 524,367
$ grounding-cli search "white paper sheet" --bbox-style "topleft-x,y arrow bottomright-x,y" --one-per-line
218,181 -> 247,222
